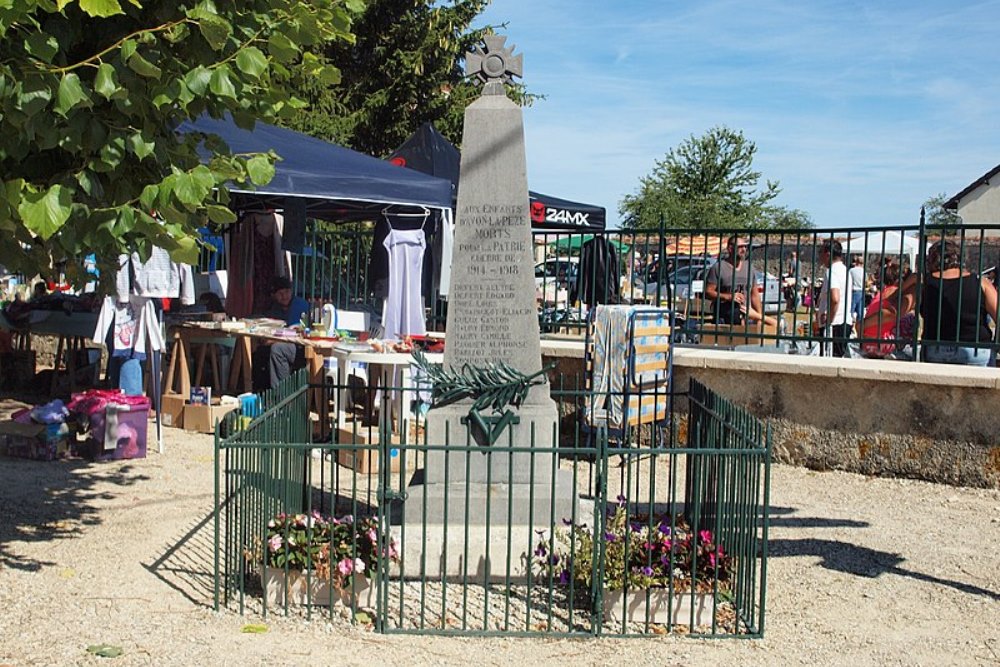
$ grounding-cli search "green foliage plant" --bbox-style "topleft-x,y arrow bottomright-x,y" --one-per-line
0,0 -> 360,286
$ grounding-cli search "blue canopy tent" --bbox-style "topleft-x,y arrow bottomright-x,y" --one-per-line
140,117 -> 454,452
178,115 -> 454,217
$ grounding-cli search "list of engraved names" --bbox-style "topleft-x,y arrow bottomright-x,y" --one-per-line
449,202 -> 533,362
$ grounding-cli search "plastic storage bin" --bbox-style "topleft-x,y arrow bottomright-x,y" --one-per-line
86,400 -> 150,461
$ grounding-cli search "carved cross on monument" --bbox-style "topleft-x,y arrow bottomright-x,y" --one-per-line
465,35 -> 523,94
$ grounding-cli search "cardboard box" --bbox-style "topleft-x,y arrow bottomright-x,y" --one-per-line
335,425 -> 409,474
183,400 -> 239,434
0,421 -> 70,461
161,394 -> 186,428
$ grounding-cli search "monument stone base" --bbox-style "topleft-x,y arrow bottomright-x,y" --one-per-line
390,482 -> 591,581
424,401 -> 560,484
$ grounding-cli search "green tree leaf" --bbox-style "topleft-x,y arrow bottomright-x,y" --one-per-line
209,65 -> 236,98
128,132 -> 155,160
169,236 -> 200,265
18,185 -> 73,240
267,31 -> 299,63
245,155 -> 275,185
79,0 -> 125,18
25,32 -> 59,63
93,62 -> 119,99
183,65 -> 212,95
206,204 -> 237,224
127,52 -> 162,79
198,13 -> 233,50
54,73 -> 90,116
235,47 -> 268,78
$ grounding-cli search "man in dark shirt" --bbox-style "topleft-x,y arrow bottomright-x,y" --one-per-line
254,277 -> 310,390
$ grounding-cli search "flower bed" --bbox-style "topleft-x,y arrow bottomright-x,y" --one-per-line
533,499 -> 735,625
262,511 -> 397,608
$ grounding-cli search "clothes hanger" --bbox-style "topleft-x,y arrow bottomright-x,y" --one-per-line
382,204 -> 431,229
382,204 -> 430,218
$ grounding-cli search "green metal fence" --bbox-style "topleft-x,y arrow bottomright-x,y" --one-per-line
213,375 -> 771,637
213,369 -> 311,615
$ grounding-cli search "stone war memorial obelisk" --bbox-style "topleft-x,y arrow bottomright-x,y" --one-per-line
395,35 -> 578,580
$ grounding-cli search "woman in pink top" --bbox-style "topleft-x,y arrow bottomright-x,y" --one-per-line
860,258 -> 909,358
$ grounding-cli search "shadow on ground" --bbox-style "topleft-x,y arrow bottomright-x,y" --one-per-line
144,509 -> 218,608
769,538 -> 1000,602
0,456 -> 149,572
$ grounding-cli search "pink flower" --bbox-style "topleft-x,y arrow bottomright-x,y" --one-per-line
337,558 -> 354,576
367,527 -> 378,544
698,530 -> 713,544
268,535 -> 283,552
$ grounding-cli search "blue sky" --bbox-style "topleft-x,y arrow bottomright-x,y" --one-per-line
476,0 -> 1000,229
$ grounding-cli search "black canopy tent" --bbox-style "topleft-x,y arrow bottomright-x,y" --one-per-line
178,115 -> 454,218
388,122 -> 607,232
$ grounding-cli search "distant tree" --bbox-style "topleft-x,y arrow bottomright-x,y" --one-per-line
0,0 -> 357,285
281,0 -> 537,156
762,206 -> 815,230
619,126 -> 786,231
923,193 -> 963,228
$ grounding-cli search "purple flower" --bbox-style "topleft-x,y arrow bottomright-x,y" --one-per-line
534,544 -> 548,557
641,566 -> 654,576
561,518 -> 574,526
558,569 -> 570,585
604,532 -> 617,543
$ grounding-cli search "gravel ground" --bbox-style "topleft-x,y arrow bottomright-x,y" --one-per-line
0,419 -> 998,667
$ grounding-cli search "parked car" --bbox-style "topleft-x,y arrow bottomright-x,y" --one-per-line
534,257 -> 579,291
641,263 -> 710,301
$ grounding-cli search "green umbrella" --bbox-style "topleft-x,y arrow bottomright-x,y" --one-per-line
547,234 -> 630,253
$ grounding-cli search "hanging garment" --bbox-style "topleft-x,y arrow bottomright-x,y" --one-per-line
114,248 -> 196,305
435,208 -> 455,299
367,210 -> 441,302
575,236 -> 621,307
93,296 -> 166,356
381,228 -> 427,340
226,212 -> 292,318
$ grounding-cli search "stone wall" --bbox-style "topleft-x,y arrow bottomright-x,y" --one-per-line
541,343 -> 1000,489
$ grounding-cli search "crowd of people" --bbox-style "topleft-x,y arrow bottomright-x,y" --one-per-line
804,238 -> 998,366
